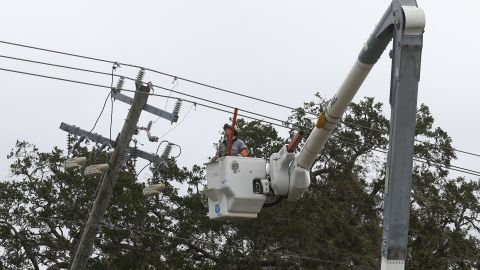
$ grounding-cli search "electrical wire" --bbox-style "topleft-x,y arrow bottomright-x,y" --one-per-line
0,66 -> 111,89
109,65 -> 117,141
136,162 -> 151,178
153,77 -> 178,124
164,77 -> 178,110
17,215 -> 358,268
0,47 -> 368,131
0,40 -> 293,110
110,97 -> 114,140
171,143 -> 182,159
0,67 -> 287,128
0,41 -> 117,65
0,50 -> 478,159
0,54 -> 115,77
157,103 -> 195,141
2,41 -> 475,267
149,83 -> 284,124
0,66 -> 479,178
332,135 -> 480,177
88,92 -> 111,134
0,54 -> 285,125
155,140 -> 170,156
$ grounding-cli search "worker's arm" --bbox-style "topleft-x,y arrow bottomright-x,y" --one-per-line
240,148 -> 249,157
236,139 -> 249,157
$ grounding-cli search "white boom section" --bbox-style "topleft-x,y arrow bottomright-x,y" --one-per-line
287,60 -> 373,201
381,258 -> 405,270
296,60 -> 373,169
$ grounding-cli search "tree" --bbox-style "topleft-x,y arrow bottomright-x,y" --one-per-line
0,140 -> 205,269
1,96 -> 479,269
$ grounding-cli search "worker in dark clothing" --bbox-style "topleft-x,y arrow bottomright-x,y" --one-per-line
211,124 -> 249,162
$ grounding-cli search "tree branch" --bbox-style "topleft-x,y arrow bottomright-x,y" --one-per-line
370,178 -> 385,198
0,220 -> 40,270
46,261 -> 69,270
185,242 -> 219,262
311,168 -> 331,177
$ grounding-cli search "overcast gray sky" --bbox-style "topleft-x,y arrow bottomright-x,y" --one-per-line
1,0 -> 479,181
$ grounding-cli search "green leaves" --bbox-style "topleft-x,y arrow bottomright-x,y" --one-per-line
1,97 -> 479,269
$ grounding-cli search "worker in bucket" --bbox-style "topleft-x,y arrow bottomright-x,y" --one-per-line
211,124 -> 249,162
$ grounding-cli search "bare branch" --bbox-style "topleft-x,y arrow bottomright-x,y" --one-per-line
0,220 -> 40,270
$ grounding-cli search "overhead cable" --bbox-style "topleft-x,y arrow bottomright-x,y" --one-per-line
0,44 -> 477,158
23,215 -> 358,268
0,66 -> 479,178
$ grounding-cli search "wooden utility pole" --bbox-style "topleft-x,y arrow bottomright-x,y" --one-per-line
70,83 -> 150,270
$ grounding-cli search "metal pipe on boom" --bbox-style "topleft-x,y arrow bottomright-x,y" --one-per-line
285,4 -> 417,202
296,4 -> 395,171
295,60 -> 373,170
286,59 -> 375,201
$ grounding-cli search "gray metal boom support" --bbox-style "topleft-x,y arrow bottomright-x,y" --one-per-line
273,1 -> 424,269
359,0 -> 425,268
381,1 -> 424,269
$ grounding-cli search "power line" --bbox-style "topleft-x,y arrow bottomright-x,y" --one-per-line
0,55 -> 385,134
18,215 -> 357,269
0,41 -> 117,66
150,83 -> 285,124
0,54 -> 115,77
0,51 -> 374,133
0,67 -> 287,127
0,57 -> 370,135
0,66 -> 479,178
244,123 -> 480,177
135,162 -> 151,178
87,92 -> 111,134
0,66 -> 111,89
0,45 -> 477,159
0,54 -> 287,125
109,65 -> 118,141
0,49 -> 477,160
134,102 -> 194,178
0,40 -> 294,110
157,103 -> 195,141
163,77 -> 178,111
333,135 -> 480,177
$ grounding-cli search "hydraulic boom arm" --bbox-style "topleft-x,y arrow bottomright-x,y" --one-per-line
269,2 -> 424,269
205,2 -> 425,269
270,2 -> 425,199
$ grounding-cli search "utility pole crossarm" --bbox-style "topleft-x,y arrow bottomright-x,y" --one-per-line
60,122 -> 115,148
60,123 -> 161,163
69,83 -> 150,270
111,90 -> 179,123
